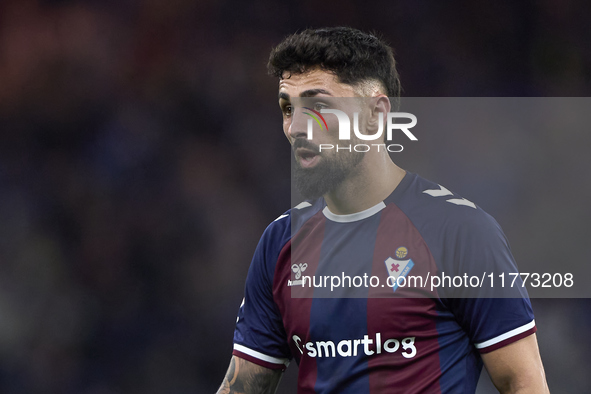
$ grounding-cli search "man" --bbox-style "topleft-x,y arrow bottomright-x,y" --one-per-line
217,27 -> 549,393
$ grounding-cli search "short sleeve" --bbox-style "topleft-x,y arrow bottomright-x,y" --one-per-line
443,211 -> 536,354
232,218 -> 292,370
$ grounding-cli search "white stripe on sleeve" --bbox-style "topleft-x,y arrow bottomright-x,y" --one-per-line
474,320 -> 536,349
233,344 -> 290,366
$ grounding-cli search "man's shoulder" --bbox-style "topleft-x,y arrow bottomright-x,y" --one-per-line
393,172 -> 502,236
396,174 -> 514,283
261,198 -> 325,245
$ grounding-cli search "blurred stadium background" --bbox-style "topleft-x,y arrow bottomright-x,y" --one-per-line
0,0 -> 589,393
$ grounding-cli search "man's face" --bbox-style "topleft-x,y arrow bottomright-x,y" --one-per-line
278,68 -> 366,199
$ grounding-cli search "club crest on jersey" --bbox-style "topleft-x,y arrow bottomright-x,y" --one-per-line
288,263 -> 308,286
385,256 -> 415,292
395,246 -> 408,259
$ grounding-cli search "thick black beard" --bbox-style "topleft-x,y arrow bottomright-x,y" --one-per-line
292,148 -> 365,200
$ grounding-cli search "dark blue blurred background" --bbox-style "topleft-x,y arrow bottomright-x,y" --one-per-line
0,0 -> 589,393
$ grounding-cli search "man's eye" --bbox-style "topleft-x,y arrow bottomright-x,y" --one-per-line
283,105 -> 293,116
314,103 -> 327,111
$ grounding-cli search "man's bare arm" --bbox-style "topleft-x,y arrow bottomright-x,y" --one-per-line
216,355 -> 283,394
481,333 -> 549,394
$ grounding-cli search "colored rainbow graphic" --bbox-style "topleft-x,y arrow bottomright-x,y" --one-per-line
303,107 -> 328,131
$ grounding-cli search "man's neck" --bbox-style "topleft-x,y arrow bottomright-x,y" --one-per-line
324,159 -> 406,215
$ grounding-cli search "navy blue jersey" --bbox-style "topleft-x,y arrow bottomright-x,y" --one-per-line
233,172 -> 535,393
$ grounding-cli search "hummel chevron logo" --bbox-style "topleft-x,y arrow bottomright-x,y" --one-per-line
294,201 -> 312,209
446,198 -> 476,209
423,185 -> 477,209
422,185 -> 453,197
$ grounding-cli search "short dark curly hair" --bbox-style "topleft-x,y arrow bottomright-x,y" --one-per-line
268,27 -> 401,100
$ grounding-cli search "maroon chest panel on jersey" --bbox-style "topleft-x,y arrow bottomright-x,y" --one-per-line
273,211 -> 326,393
366,204 -> 443,392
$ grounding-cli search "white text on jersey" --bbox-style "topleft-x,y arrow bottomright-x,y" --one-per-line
292,333 -> 417,359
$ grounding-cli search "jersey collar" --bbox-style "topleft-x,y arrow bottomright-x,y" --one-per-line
322,201 -> 386,223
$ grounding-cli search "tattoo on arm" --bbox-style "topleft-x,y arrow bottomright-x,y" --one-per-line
217,356 -> 283,394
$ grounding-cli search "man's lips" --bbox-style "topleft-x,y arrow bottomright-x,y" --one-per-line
295,147 -> 321,168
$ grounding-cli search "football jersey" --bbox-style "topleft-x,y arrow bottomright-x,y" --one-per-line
232,172 -> 536,393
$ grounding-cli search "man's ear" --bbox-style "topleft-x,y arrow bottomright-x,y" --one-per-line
367,95 -> 391,133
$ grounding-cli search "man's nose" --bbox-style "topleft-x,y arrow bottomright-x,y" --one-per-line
288,107 -> 309,140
